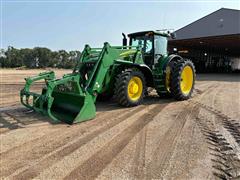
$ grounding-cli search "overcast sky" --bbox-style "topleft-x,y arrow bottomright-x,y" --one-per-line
1,0 -> 240,51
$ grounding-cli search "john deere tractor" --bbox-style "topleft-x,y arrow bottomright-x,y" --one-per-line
20,30 -> 196,124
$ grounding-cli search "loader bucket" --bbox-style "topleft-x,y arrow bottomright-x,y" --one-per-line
48,91 -> 96,124
20,71 -> 96,124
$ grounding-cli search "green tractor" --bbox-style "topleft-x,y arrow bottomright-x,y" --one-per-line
20,30 -> 196,124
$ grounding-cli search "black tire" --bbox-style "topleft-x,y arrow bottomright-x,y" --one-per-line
157,60 -> 176,98
114,69 -> 146,107
170,59 -> 196,100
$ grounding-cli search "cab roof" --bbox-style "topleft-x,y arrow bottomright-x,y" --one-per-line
128,30 -> 170,37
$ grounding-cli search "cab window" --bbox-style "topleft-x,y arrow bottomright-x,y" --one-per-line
131,36 -> 153,54
154,35 -> 167,55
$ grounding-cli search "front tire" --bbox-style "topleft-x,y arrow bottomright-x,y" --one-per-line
114,69 -> 146,107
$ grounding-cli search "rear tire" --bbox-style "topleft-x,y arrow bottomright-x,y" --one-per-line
114,69 -> 146,107
157,60 -> 175,98
170,59 -> 196,100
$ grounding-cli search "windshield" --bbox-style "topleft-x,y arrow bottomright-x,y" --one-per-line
131,36 -> 153,54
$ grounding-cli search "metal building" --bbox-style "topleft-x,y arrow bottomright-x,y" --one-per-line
169,8 -> 240,72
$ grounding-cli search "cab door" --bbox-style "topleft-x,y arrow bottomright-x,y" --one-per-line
154,35 -> 168,64
130,35 -> 154,68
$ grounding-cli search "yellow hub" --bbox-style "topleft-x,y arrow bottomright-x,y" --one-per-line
128,76 -> 143,101
180,66 -> 194,94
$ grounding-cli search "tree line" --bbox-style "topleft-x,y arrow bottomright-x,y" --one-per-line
0,46 -> 81,69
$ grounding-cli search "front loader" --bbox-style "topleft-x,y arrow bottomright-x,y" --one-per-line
20,30 -> 196,124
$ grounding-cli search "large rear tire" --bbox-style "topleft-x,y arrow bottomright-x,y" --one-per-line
157,60 -> 175,98
114,69 -> 146,107
170,59 -> 196,100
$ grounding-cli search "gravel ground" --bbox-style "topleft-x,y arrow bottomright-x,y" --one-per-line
0,69 -> 240,179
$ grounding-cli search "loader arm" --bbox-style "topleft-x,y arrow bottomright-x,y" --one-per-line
85,43 -> 134,98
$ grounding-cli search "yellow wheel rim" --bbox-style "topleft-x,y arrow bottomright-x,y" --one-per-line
128,76 -> 143,101
165,66 -> 171,92
180,66 -> 193,94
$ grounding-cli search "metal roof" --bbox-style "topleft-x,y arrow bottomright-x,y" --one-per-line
174,8 -> 240,40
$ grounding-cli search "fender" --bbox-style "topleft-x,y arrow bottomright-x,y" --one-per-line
163,54 -> 183,71
135,64 -> 154,87
115,60 -> 154,86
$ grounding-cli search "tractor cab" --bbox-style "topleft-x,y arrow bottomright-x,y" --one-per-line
124,31 -> 172,68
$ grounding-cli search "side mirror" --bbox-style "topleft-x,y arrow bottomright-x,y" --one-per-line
170,32 -> 177,39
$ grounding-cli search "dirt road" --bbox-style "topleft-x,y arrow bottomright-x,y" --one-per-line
0,69 -> 240,179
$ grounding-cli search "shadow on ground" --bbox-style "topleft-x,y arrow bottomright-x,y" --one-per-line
0,94 -> 174,133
